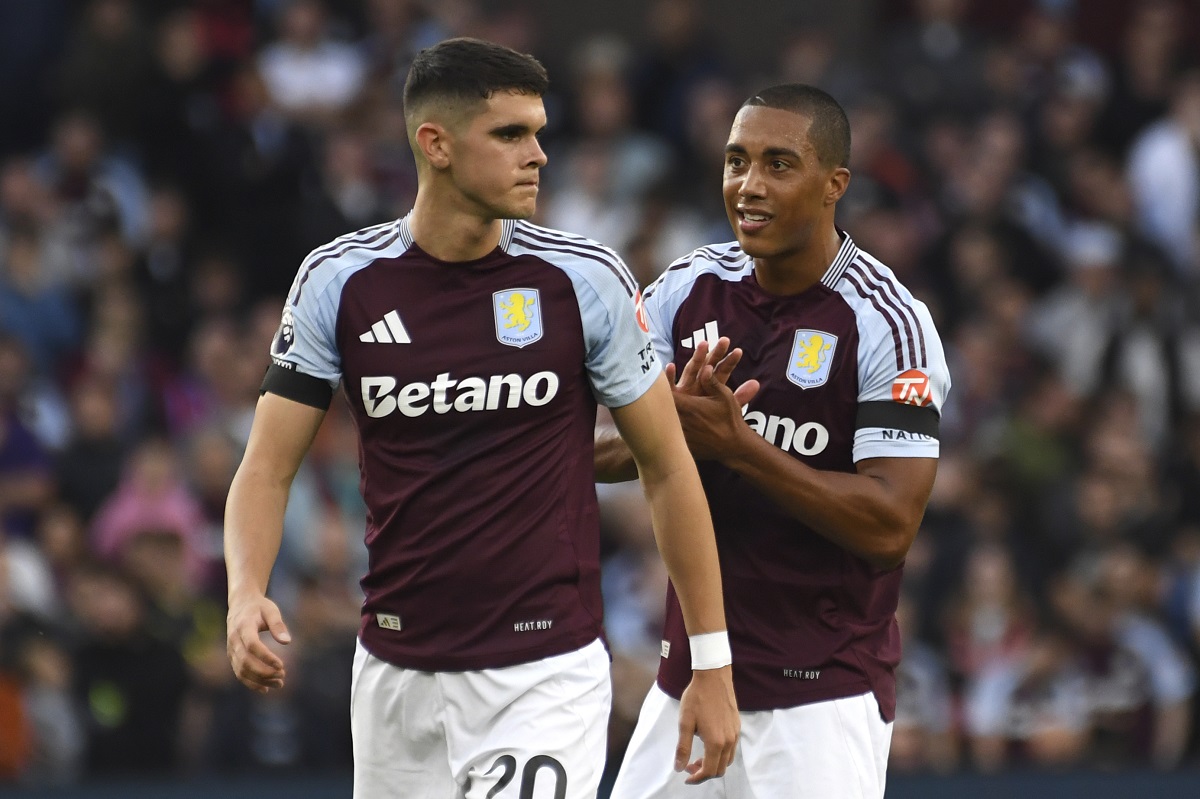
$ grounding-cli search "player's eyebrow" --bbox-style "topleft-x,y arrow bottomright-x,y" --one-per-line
724,144 -> 803,160
763,146 -> 802,159
490,123 -> 543,137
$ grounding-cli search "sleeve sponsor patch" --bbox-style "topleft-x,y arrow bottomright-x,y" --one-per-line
892,369 -> 933,407
634,289 -> 650,333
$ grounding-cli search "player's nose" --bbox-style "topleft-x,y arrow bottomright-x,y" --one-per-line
737,163 -> 768,199
527,138 -> 548,168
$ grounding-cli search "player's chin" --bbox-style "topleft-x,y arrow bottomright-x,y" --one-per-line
734,235 -> 777,259
503,197 -> 538,220
508,202 -> 537,220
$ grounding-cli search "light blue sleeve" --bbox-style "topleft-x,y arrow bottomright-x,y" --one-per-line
566,263 -> 660,409
852,298 -> 950,462
641,269 -> 683,370
270,268 -> 343,390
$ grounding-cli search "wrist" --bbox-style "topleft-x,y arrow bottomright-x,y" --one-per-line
719,426 -> 758,470
228,583 -> 267,606
689,630 -> 732,670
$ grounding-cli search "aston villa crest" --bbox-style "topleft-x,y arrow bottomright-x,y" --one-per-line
493,288 -> 543,348
787,329 -> 837,389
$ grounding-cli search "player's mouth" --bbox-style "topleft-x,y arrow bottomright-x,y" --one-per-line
737,208 -> 772,233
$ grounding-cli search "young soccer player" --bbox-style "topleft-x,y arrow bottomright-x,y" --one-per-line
224,37 -> 738,798
600,84 -> 951,798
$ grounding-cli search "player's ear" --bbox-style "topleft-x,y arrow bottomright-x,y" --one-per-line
826,167 -> 850,206
415,122 -> 452,170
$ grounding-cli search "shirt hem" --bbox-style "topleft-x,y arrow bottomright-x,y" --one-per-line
358,626 -> 601,673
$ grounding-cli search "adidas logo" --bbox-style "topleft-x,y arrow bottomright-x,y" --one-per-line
360,310 -> 410,344
681,320 -> 720,349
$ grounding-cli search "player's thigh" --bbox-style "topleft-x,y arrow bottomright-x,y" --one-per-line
740,692 -> 893,799
449,640 -> 612,799
609,684 -> 733,799
350,640 -> 456,799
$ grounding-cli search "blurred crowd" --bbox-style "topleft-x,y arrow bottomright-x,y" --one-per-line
2,0 -> 1200,786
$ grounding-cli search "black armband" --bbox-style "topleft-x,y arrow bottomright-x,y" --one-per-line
855,401 -> 940,439
260,362 -> 335,410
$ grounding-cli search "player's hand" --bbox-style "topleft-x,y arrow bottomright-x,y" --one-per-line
672,362 -> 761,461
676,665 -> 739,784
665,337 -> 743,395
227,593 -> 291,694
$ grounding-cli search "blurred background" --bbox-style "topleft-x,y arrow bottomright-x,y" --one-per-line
2,0 -> 1200,796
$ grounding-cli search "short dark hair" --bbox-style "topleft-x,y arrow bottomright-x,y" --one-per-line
403,37 -> 549,115
743,84 -> 850,169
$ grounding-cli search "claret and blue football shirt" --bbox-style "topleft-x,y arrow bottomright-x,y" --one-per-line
263,214 -> 659,671
642,233 -> 950,719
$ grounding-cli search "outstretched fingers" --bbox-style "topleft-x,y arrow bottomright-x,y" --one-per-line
675,339 -> 709,392
710,347 -> 743,388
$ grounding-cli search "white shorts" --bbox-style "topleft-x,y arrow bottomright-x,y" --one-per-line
610,685 -> 893,799
350,637 -> 611,799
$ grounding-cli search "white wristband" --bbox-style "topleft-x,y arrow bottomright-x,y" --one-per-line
689,631 -> 732,670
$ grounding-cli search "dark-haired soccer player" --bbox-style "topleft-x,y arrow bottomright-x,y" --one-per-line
224,37 -> 738,798
600,84 -> 950,798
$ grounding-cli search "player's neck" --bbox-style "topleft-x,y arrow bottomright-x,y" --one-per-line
753,225 -> 842,296
409,192 -> 503,263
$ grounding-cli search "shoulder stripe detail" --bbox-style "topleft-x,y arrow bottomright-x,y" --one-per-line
856,260 -> 927,366
292,228 -> 402,303
302,220 -> 396,266
842,268 -> 906,370
644,248 -> 750,301
656,252 -> 747,277
844,257 -> 916,364
696,242 -> 745,260
510,232 -> 637,298
513,222 -> 631,275
512,223 -> 635,295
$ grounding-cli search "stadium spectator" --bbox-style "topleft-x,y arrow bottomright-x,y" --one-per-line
1127,69 -> 1200,283
891,593 -> 957,774
543,35 -> 677,254
89,437 -> 211,591
256,0 -> 366,127
1054,544 -> 1196,768
963,618 -> 1092,771
66,561 -> 190,776
0,226 -> 82,376
943,543 -> 1037,684
54,0 -> 154,147
0,338 -> 55,541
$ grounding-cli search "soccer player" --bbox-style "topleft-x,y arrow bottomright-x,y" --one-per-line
599,84 -> 951,798
224,38 -> 738,798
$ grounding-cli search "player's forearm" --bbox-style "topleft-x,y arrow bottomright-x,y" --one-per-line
722,434 -> 919,569
640,462 -> 727,635
224,466 -> 291,602
594,426 -> 639,483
